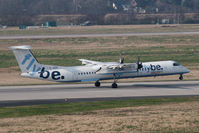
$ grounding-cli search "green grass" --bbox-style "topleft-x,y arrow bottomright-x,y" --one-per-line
1,34 -> 199,70
0,96 -> 199,118
1,45 -> 199,69
1,24 -> 199,36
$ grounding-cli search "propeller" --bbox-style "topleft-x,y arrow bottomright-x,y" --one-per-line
136,56 -> 143,71
119,54 -> 124,64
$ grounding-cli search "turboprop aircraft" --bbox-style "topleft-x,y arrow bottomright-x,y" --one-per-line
11,45 -> 190,88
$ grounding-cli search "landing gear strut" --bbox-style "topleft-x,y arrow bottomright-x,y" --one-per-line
112,74 -> 118,88
179,74 -> 183,80
95,81 -> 100,87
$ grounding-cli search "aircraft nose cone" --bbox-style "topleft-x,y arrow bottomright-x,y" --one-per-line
184,67 -> 190,73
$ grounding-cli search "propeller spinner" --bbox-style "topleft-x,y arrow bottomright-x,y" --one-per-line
137,56 -> 143,71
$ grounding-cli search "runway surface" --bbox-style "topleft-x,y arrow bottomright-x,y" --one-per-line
0,81 -> 199,106
1,31 -> 199,39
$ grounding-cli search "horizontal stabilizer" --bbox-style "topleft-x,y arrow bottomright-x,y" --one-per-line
10,45 -> 31,50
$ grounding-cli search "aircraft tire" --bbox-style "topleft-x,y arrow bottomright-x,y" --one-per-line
95,81 -> 100,87
112,83 -> 118,88
179,75 -> 183,80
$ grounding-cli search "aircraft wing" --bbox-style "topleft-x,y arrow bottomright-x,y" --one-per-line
107,63 -> 137,70
79,59 -> 102,65
79,59 -> 138,72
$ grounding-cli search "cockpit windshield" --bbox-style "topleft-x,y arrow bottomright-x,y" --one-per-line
173,62 -> 180,66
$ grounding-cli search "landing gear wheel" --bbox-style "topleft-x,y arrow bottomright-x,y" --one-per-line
179,75 -> 183,80
95,81 -> 100,87
112,82 -> 118,88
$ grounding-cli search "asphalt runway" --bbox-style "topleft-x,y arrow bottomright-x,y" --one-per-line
1,31 -> 199,39
0,81 -> 199,106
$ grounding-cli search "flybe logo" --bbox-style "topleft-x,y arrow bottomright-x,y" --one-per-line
142,64 -> 163,72
40,67 -> 65,80
150,64 -> 163,71
21,54 -> 41,73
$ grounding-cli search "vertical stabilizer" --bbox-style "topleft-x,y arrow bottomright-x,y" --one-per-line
10,45 -> 41,73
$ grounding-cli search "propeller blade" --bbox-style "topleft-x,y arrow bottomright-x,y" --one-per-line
119,54 -> 124,64
136,56 -> 140,64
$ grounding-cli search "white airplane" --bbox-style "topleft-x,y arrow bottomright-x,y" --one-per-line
11,45 -> 190,88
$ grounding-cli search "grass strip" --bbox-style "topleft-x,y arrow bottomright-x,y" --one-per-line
1,44 -> 199,68
0,96 -> 199,118
1,24 -> 199,36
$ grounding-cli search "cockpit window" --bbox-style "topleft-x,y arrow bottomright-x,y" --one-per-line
173,62 -> 180,66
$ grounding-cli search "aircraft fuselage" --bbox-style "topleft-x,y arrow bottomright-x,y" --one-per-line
21,60 -> 189,82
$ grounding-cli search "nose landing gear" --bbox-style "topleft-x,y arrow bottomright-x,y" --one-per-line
179,74 -> 183,80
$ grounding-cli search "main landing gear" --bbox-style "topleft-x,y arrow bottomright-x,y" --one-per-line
95,80 -> 118,88
95,74 -> 119,88
112,82 -> 118,88
179,74 -> 183,80
95,81 -> 100,87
